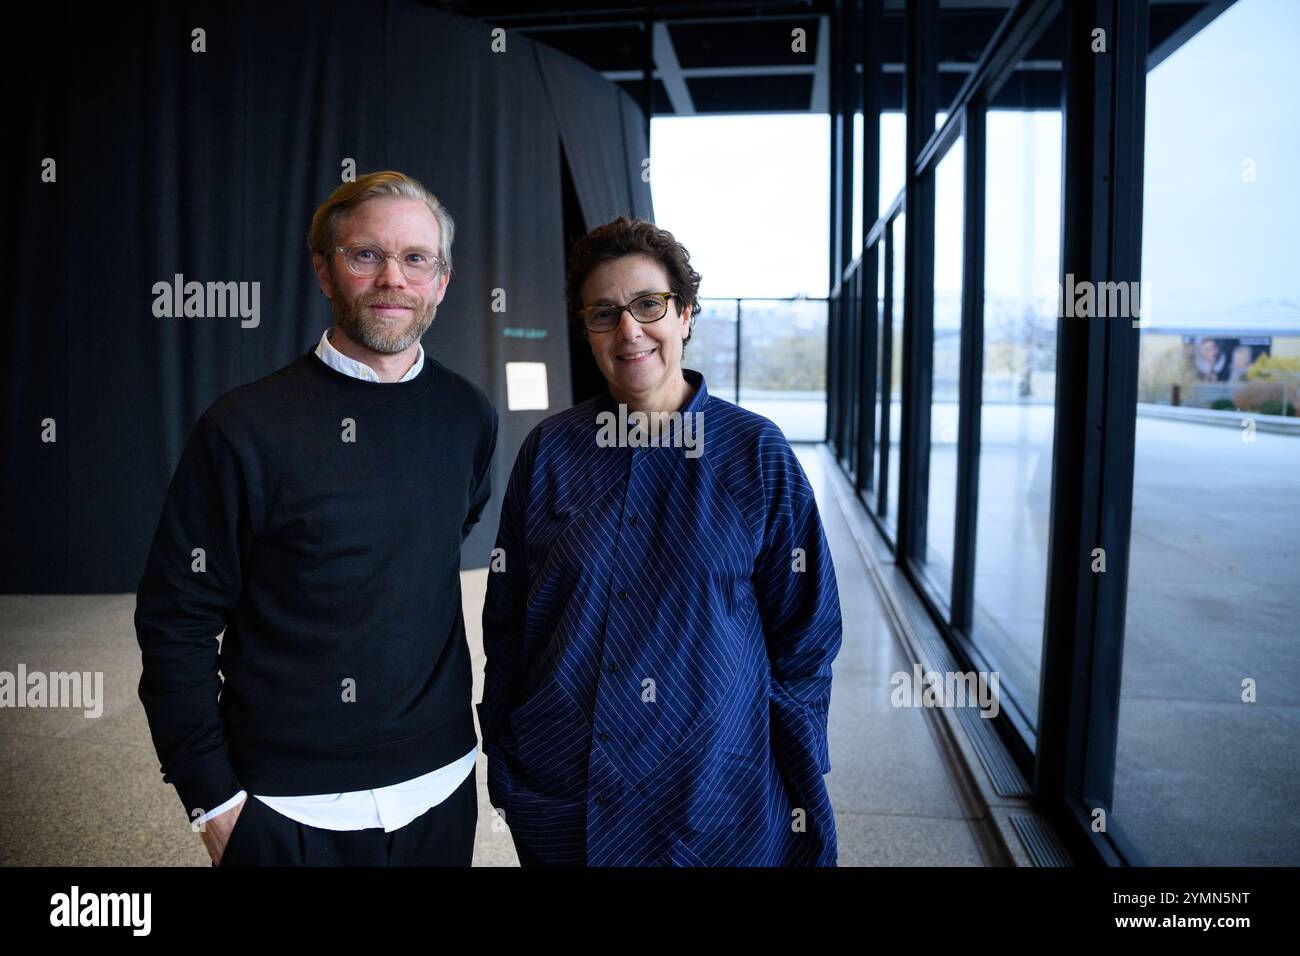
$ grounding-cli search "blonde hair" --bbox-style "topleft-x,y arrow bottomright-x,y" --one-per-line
306,170 -> 455,274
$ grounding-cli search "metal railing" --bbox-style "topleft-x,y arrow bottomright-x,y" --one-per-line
688,296 -> 830,442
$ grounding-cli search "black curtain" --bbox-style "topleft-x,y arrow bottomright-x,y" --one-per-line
2,0 -> 653,592
535,44 -> 656,228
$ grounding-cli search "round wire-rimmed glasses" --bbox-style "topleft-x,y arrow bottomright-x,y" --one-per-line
334,244 -> 445,284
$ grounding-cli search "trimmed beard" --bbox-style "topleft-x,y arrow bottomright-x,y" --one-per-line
331,287 -> 437,354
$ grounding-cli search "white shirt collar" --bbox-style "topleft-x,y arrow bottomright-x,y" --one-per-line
315,328 -> 424,383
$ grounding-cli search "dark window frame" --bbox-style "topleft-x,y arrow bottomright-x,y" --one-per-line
826,0 -> 1154,867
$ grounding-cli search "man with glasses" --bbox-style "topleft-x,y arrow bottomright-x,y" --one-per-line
136,171 -> 498,866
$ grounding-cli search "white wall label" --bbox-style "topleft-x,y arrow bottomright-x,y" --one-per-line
506,361 -> 549,411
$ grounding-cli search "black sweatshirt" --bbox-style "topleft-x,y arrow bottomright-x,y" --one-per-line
135,348 -> 498,823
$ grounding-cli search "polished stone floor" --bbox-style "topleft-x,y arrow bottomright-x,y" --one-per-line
0,443 -> 988,866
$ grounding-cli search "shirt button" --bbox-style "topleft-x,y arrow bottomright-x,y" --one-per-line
630,514 -> 639,527
618,590 -> 627,600
595,796 -> 606,807
598,731 -> 610,742
608,662 -> 619,673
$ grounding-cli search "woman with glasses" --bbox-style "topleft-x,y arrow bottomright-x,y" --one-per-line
478,216 -> 842,866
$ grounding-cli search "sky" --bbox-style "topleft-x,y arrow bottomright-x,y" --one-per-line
1140,0 -> 1300,327
649,113 -> 829,299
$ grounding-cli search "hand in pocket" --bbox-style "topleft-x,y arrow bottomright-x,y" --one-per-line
201,797 -> 249,867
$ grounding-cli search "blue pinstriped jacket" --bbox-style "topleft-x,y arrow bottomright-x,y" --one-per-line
478,369 -> 841,866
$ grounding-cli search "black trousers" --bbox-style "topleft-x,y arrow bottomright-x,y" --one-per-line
217,763 -> 477,867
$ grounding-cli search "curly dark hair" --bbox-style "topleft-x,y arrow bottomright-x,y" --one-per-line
564,216 -> 703,343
